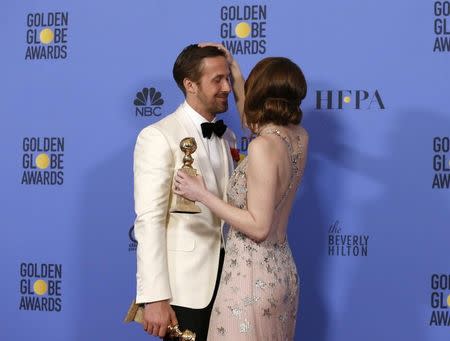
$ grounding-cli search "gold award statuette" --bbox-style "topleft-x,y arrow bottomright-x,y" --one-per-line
171,137 -> 201,214
124,300 -> 196,340
168,325 -> 196,341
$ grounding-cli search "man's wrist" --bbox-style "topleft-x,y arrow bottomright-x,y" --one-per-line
144,299 -> 168,306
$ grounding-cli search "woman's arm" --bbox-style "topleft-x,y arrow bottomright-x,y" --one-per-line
228,57 -> 245,121
174,136 -> 278,242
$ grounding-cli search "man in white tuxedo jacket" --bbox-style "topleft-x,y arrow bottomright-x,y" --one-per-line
134,45 -> 236,340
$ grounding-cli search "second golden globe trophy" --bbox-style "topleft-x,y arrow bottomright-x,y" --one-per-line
171,137 -> 202,214
124,300 -> 196,340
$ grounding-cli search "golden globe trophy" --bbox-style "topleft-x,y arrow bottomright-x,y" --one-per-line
124,300 -> 196,340
170,137 -> 201,214
167,325 -> 196,341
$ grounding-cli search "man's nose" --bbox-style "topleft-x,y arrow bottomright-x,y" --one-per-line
222,79 -> 231,93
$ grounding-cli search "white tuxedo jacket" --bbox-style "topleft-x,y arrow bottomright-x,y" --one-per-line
134,104 -> 236,308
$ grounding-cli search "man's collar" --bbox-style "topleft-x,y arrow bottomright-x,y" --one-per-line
183,101 -> 216,126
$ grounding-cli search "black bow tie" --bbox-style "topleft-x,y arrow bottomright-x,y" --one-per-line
201,119 -> 227,139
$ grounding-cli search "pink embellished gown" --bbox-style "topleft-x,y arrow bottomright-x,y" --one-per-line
207,128 -> 307,341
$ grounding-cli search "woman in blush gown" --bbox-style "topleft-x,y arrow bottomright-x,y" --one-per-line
174,45 -> 309,341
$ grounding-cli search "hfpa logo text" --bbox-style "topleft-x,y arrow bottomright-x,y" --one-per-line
315,90 -> 385,110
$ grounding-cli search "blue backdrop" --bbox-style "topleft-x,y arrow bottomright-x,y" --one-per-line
1,1 -> 450,340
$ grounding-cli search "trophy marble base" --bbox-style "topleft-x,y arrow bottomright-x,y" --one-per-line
170,167 -> 201,214
124,300 -> 144,323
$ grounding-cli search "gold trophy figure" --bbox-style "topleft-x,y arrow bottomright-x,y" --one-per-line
170,137 -> 201,214
168,325 -> 196,341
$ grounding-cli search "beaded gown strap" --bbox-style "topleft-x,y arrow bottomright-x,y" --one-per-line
259,128 -> 303,210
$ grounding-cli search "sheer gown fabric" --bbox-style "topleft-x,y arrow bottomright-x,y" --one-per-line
207,128 -> 307,341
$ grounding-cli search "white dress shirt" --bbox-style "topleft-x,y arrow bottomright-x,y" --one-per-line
183,101 -> 225,198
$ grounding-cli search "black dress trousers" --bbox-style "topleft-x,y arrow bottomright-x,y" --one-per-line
164,248 -> 225,341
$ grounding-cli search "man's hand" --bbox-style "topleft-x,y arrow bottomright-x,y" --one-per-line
142,300 -> 178,338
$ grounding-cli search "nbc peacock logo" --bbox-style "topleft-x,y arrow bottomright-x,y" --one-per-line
134,87 -> 164,118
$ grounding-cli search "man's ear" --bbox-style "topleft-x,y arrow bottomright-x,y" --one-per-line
183,78 -> 197,95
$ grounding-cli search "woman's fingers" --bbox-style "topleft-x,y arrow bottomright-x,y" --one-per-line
198,41 -> 221,48
198,42 -> 233,63
176,170 -> 189,180
174,171 -> 202,194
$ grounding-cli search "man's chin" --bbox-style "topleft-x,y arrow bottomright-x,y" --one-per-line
216,105 -> 228,114
214,101 -> 228,114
